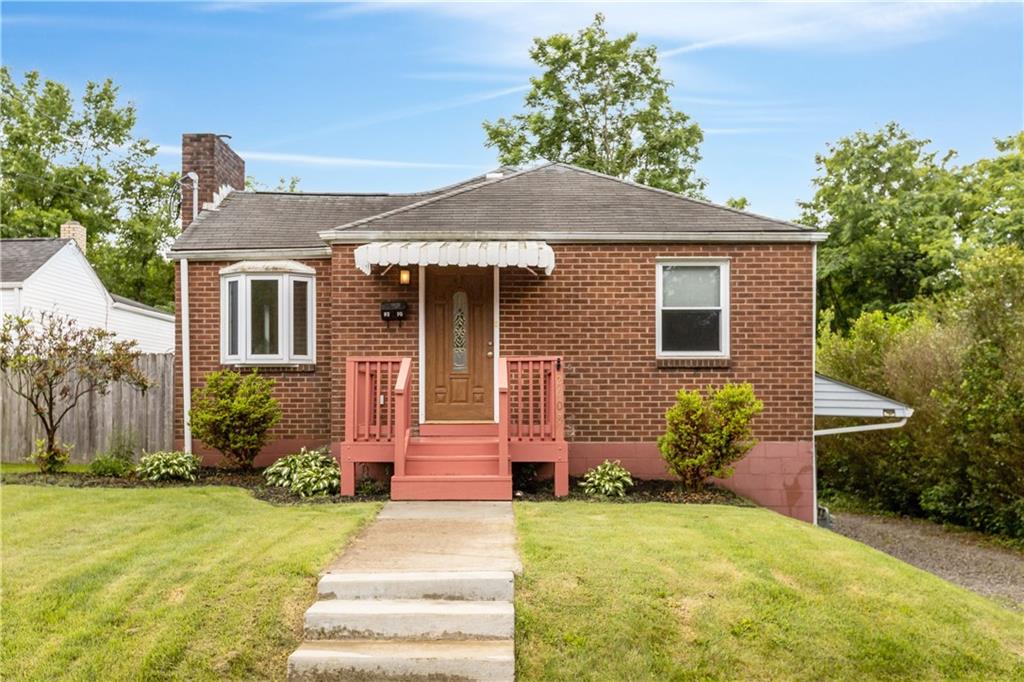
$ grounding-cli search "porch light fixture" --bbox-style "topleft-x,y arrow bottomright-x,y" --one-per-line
399,268 -> 411,285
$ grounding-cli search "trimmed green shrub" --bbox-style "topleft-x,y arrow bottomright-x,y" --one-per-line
189,370 -> 281,469
263,447 -> 339,498
580,459 -> 634,497
29,438 -> 70,473
658,384 -> 763,489
137,451 -> 200,482
89,455 -> 134,478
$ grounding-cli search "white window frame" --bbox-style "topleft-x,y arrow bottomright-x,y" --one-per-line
220,272 -> 316,365
655,258 -> 730,358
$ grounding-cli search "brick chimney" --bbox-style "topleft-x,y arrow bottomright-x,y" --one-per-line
60,220 -> 87,254
180,133 -> 245,228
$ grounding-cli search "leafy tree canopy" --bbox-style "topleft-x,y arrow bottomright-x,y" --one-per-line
483,13 -> 705,197
800,122 -> 965,327
1,68 -> 178,309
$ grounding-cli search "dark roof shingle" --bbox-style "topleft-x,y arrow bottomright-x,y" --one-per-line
336,163 -> 811,235
1,238 -> 71,282
171,163 -> 815,252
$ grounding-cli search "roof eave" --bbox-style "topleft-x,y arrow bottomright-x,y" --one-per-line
318,229 -> 829,244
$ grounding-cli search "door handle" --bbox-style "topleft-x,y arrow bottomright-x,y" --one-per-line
486,351 -> 494,358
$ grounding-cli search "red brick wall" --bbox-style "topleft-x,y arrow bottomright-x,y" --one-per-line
180,134 -> 245,228
175,242 -> 814,461
173,259 -> 334,465
499,243 -> 815,442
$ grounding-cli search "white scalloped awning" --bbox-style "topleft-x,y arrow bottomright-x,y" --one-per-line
354,241 -> 555,275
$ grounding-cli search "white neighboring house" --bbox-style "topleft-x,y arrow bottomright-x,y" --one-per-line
0,222 -> 174,353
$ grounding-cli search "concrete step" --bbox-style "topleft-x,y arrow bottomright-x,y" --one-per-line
288,639 -> 514,682
304,599 -> 514,640
318,571 -> 514,601
390,475 -> 512,501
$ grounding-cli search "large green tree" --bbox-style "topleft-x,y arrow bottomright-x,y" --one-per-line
1,68 -> 178,309
799,122 -> 964,327
960,131 -> 1024,249
483,13 -> 705,196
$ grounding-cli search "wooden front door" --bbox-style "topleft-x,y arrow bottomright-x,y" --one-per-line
424,267 -> 494,421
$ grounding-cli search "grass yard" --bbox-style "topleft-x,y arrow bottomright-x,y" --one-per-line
514,502 -> 1024,681
0,485 -> 379,681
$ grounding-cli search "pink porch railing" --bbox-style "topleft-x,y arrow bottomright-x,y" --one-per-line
344,357 -> 408,443
500,357 -> 565,442
498,357 -> 566,485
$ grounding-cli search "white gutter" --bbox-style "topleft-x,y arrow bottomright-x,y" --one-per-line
319,229 -> 830,244
110,301 -> 175,322
180,258 -> 193,454
169,247 -> 331,261
814,418 -> 910,437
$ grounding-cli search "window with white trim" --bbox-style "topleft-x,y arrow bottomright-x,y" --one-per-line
656,260 -> 729,357
221,270 -> 315,364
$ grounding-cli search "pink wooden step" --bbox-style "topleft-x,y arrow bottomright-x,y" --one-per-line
407,437 -> 498,458
405,455 -> 500,476
390,475 -> 512,501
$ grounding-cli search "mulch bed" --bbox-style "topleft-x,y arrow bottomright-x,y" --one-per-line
514,478 -> 754,505
3,470 -> 749,506
0,469 -> 388,505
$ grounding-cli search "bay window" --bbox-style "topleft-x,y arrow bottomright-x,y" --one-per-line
656,259 -> 729,357
220,262 -> 315,364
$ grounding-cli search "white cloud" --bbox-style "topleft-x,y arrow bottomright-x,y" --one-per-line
362,2 -> 979,67
260,85 -> 529,147
156,145 -> 479,170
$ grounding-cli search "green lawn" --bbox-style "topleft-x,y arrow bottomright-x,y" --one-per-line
1,486 -> 379,681
514,502 -> 1024,681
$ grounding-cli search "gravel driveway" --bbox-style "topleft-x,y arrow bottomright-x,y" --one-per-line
831,512 -> 1024,610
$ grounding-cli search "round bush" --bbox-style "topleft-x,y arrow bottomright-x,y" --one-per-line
137,451 -> 200,482
580,459 -> 634,497
263,447 -> 339,498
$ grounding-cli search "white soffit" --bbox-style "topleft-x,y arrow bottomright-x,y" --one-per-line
354,241 -> 555,275
814,374 -> 914,418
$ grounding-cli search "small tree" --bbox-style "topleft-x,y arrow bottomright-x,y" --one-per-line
658,384 -> 763,489
189,369 -> 281,469
0,312 -> 151,472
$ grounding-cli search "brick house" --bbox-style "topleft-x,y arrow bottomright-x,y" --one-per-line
170,133 -> 830,522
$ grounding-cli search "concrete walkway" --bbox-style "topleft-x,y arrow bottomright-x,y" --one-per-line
326,501 -> 522,575
288,502 -> 520,681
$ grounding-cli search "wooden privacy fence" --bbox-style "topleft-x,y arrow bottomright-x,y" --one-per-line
0,353 -> 174,463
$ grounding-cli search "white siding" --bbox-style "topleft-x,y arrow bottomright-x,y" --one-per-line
15,244 -> 174,353
0,288 -> 19,317
814,375 -> 914,418
109,306 -> 174,353
19,245 -> 110,329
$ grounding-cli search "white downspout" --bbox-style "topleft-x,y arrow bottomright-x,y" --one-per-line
186,171 -> 199,224
181,258 -> 193,453
811,243 -> 818,525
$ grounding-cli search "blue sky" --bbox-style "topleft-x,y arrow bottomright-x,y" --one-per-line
3,1 -> 1022,219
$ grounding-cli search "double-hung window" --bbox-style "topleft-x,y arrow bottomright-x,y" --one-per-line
656,259 -> 729,357
220,261 -> 315,364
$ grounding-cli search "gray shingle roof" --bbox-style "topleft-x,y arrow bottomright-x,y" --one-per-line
171,171 -> 499,252
171,163 -> 815,252
0,238 -> 71,283
335,163 -> 812,235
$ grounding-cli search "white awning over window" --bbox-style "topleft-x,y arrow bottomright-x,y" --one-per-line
354,241 -> 555,275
